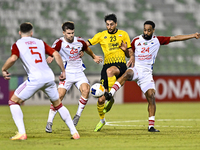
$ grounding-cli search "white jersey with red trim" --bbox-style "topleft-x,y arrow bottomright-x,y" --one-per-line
52,36 -> 88,73
131,34 -> 170,73
11,37 -> 55,84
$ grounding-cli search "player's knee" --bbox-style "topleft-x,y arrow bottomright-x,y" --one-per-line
123,70 -> 133,81
106,68 -> 114,76
146,90 -> 155,104
82,87 -> 90,96
98,96 -> 105,105
59,94 -> 65,101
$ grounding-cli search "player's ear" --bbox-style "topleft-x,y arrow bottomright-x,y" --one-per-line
19,31 -> 21,36
30,30 -> 33,36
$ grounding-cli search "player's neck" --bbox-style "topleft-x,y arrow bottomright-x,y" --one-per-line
64,37 -> 74,43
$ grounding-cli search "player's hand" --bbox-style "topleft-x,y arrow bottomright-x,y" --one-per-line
93,55 -> 103,64
194,32 -> 200,39
127,56 -> 135,68
46,56 -> 54,64
79,51 -> 84,58
2,70 -> 11,80
119,40 -> 127,51
59,71 -> 66,81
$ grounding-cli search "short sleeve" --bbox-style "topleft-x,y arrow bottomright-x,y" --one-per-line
77,37 -> 88,51
11,43 -> 20,57
52,39 -> 62,51
88,32 -> 102,46
43,41 -> 55,56
157,36 -> 170,45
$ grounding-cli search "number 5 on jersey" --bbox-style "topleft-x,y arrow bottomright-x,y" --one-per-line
29,47 -> 42,63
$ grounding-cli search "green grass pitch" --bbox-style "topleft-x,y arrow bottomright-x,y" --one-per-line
0,102 -> 200,150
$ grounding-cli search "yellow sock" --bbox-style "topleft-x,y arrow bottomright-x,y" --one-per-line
108,76 -> 116,92
97,102 -> 105,119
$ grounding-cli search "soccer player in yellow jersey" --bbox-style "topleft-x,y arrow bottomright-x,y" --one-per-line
86,14 -> 135,131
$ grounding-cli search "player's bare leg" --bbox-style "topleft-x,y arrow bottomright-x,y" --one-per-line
145,89 -> 160,132
73,83 -> 89,126
46,88 -> 66,133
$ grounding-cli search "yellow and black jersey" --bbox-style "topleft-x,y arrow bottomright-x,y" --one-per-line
88,29 -> 131,64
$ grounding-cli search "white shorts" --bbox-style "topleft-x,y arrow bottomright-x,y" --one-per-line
14,80 -> 59,102
129,67 -> 155,93
58,71 -> 89,91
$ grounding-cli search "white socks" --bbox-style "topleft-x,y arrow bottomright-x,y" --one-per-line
76,96 -> 88,116
148,116 -> 155,129
57,106 -> 78,135
110,81 -> 121,96
10,104 -> 26,134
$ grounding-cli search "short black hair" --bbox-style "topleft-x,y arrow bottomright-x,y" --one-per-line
144,20 -> 155,29
104,14 -> 117,23
20,22 -> 33,33
62,21 -> 75,31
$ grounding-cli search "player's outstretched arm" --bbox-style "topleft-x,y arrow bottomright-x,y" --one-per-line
52,51 -> 66,81
2,55 -> 18,80
85,47 -> 103,64
170,32 -> 200,42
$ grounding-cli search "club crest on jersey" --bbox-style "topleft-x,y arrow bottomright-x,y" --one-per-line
104,36 -> 107,39
143,42 -> 147,45
150,40 -> 154,44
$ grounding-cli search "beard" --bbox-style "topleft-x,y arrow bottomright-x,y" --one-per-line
143,34 -> 152,40
108,29 -> 117,34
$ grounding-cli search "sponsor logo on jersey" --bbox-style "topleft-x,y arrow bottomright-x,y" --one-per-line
137,43 -> 141,46
104,36 -> 107,39
70,48 -> 78,54
65,45 -> 70,48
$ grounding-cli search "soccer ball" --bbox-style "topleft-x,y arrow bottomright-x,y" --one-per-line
90,83 -> 105,98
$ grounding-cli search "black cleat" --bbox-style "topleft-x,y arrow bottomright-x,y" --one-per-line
148,127 -> 160,132
104,92 -> 112,101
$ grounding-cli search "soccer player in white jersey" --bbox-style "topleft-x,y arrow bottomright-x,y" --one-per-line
104,20 -> 200,132
45,21 -> 102,133
1,22 -> 80,140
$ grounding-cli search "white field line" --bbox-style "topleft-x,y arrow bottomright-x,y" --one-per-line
106,119 -> 200,127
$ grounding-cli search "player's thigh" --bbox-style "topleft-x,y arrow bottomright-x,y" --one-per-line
75,72 -> 89,90
43,81 -> 59,102
58,72 -> 74,91
138,74 -> 155,94
127,67 -> 139,81
14,80 -> 43,101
